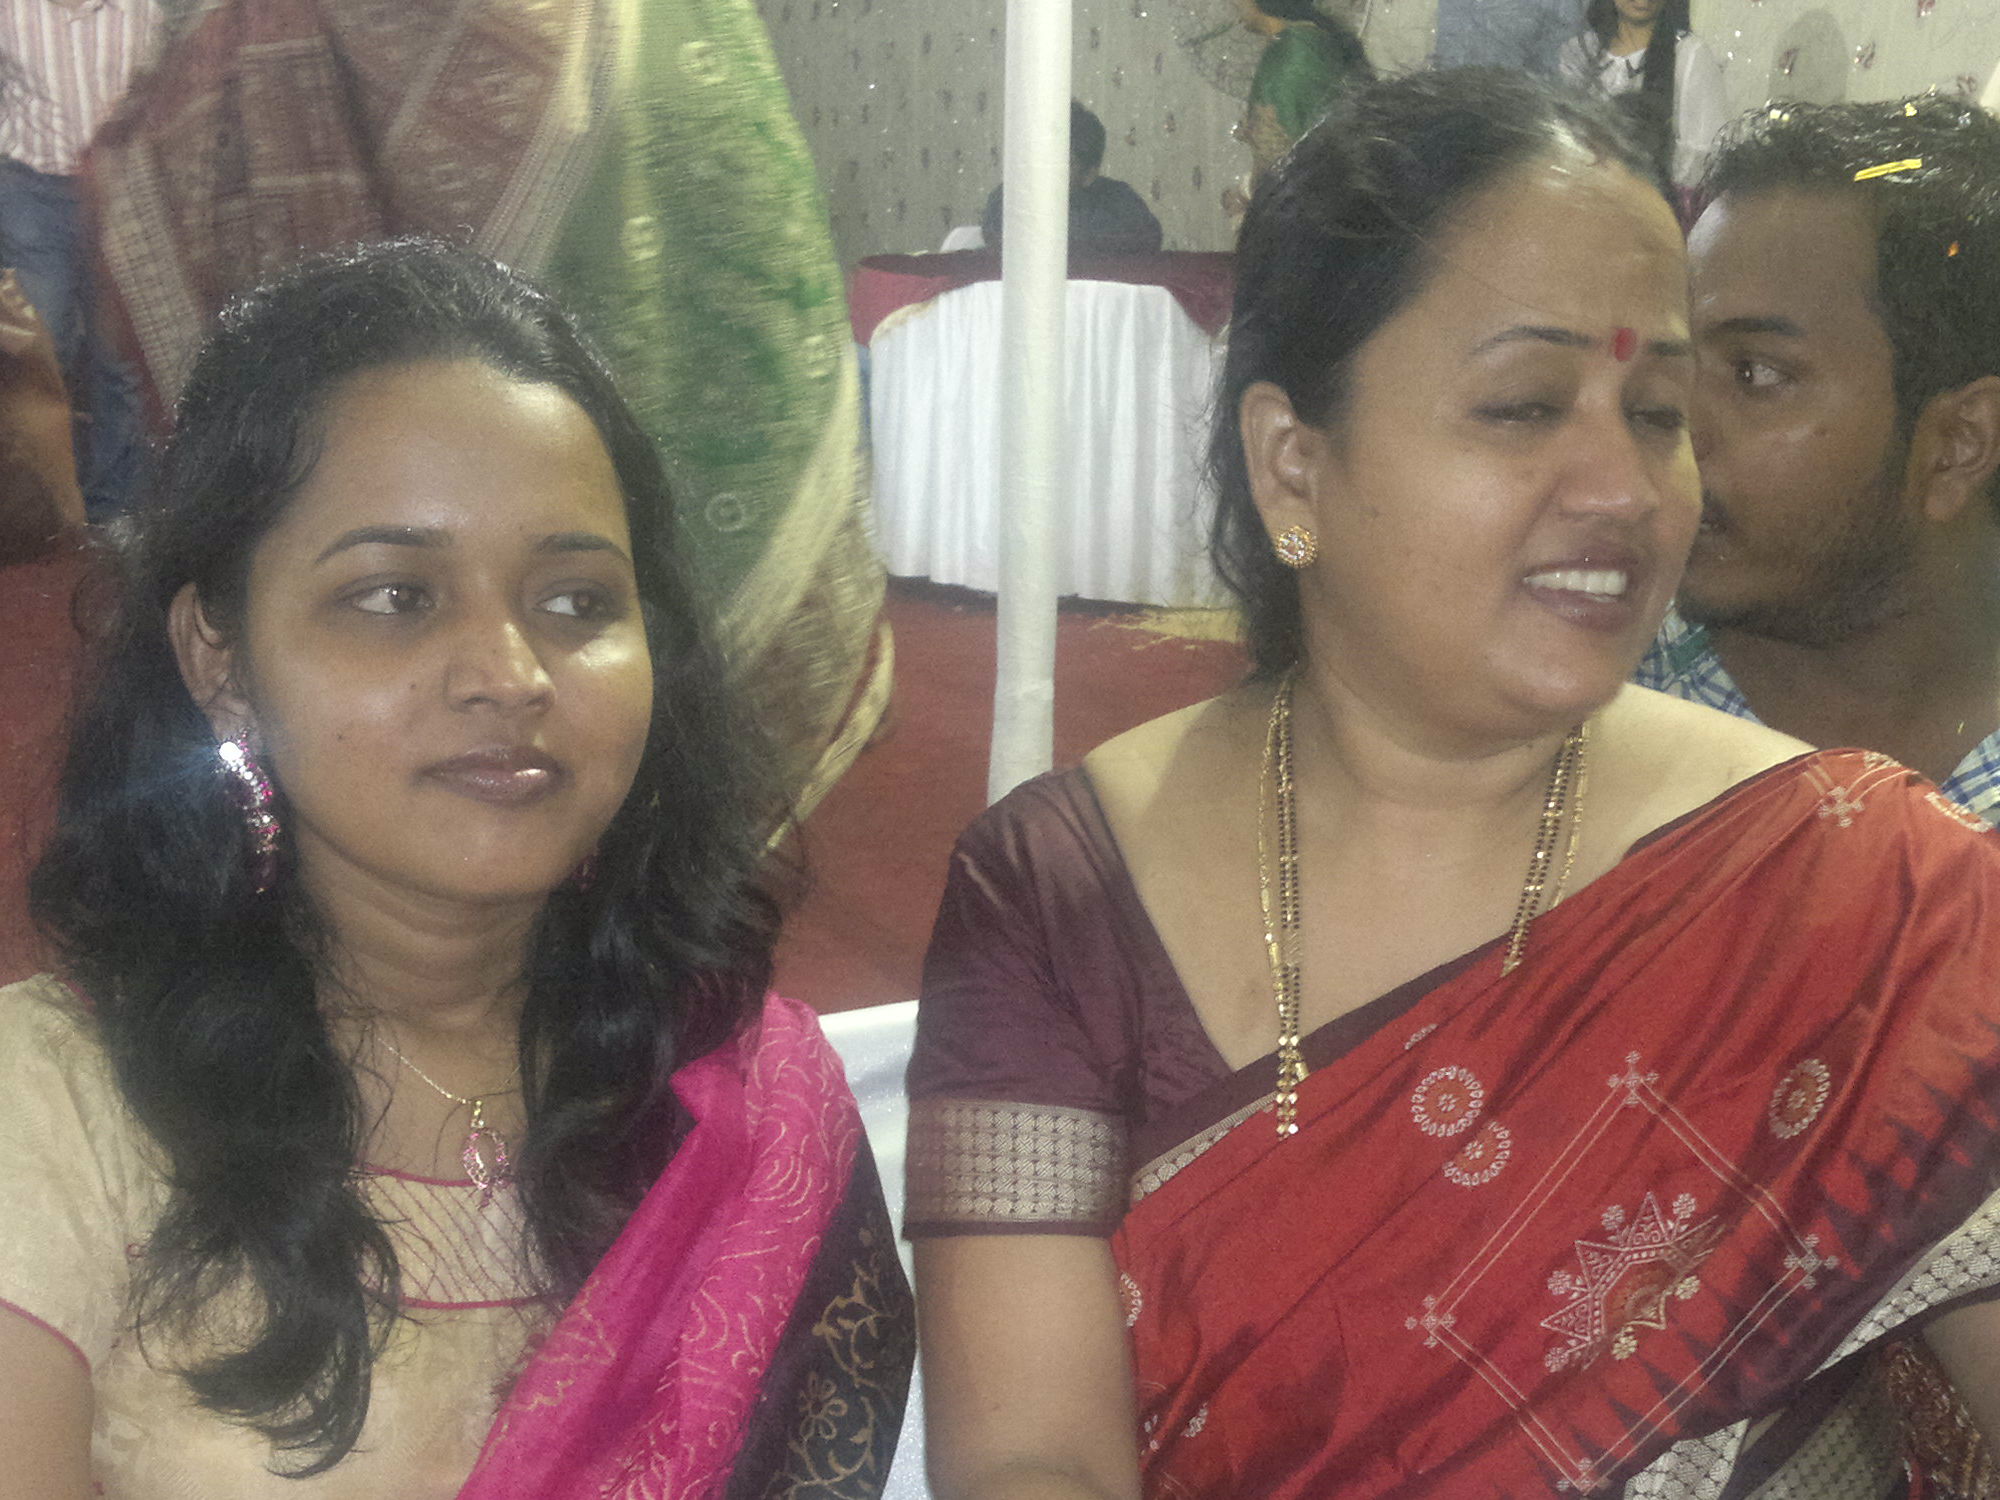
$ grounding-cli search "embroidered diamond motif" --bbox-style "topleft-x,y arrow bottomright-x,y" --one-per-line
1784,1234 -> 1838,1289
1405,1294 -> 1455,1348
1541,1193 -> 1726,1373
1608,1053 -> 1660,1106
1815,785 -> 1865,826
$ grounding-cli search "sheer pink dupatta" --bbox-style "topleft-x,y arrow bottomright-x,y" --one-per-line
457,995 -> 862,1499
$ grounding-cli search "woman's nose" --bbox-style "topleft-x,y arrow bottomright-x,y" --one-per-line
1560,413 -> 1665,519
444,612 -> 555,712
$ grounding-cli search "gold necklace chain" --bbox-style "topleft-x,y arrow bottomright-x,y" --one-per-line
1257,676 -> 1590,1138
376,1032 -> 521,1202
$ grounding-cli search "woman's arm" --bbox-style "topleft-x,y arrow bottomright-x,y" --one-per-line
1923,1299 -> 2000,1449
0,1308 -> 93,1500
917,1235 -> 1142,1500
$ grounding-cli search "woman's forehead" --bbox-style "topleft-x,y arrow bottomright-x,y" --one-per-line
270,360 -> 632,550
1415,158 -> 1689,339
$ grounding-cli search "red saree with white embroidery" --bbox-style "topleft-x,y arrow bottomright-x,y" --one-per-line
1110,752 -> 2000,1498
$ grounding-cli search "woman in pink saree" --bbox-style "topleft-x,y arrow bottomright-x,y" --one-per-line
0,241 -> 911,1497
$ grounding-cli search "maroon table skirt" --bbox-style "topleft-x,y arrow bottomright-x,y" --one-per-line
848,250 -> 1235,346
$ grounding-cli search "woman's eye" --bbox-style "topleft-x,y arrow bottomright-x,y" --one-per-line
348,582 -> 430,615
542,588 -> 618,621
1628,405 -> 1687,434
1475,400 -> 1561,425
1731,358 -> 1787,392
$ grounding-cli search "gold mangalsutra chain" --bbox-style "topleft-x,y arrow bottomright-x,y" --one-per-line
1259,676 -> 1590,1140
1258,680 -> 1307,1137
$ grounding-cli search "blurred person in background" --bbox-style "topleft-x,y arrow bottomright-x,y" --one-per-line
982,101 -> 1163,255
1225,0 -> 1372,212
0,0 -> 158,518
1557,0 -> 1728,197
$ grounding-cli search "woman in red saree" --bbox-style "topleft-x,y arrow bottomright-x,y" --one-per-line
0,242 -> 911,1497
905,70 -> 2000,1500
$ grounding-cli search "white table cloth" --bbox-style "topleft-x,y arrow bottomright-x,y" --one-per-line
868,279 -> 1226,609
821,1001 -> 930,1499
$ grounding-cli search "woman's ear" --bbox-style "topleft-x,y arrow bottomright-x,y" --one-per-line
168,583 -> 253,740
1239,379 -> 1334,542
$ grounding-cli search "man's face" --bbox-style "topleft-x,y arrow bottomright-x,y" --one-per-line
1682,188 -> 1917,645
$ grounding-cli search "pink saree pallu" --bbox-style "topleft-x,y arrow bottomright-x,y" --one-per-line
460,995 -> 912,1500
1112,755 -> 2000,1498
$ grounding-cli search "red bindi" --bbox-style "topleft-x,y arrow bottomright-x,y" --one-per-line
1611,326 -> 1639,362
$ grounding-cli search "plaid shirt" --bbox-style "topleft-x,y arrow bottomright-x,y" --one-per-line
1636,608 -> 2000,822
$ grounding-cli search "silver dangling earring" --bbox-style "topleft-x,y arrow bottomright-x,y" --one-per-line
217,736 -> 280,894
1272,524 -> 1319,569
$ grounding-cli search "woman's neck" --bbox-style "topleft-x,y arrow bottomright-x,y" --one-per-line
1287,663 -> 1578,857
303,856 -> 539,1042
1609,18 -> 1656,57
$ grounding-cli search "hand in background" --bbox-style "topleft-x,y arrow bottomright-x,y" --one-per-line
0,269 -> 87,562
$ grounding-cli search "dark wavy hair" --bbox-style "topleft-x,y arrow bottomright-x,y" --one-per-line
1209,69 -> 1658,678
1581,0 -> 1689,182
1703,96 -> 2000,505
29,240 -> 786,1473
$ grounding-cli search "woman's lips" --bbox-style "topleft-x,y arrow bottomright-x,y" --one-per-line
423,748 -> 566,806
1520,558 -> 1647,632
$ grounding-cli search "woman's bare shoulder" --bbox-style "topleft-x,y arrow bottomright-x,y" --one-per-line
1596,686 -> 1816,836
1082,688 -> 1264,827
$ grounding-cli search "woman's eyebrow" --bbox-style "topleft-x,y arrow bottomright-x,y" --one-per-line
313,525 -> 451,564
536,532 -> 632,564
1473,325 -> 1691,359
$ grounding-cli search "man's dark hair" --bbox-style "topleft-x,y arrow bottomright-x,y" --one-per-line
1071,100 -> 1108,173
1705,97 -> 2000,445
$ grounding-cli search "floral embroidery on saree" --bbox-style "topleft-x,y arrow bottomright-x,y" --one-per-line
1542,1193 -> 1725,1372
1403,1052 -> 1845,1492
1410,1065 -> 1485,1138
1768,1059 -> 1833,1140
1443,1120 -> 1513,1188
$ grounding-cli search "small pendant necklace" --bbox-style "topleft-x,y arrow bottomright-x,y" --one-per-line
1257,674 -> 1590,1138
376,1032 -> 520,1204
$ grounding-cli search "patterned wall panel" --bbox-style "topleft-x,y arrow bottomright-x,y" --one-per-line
757,0 -> 2000,272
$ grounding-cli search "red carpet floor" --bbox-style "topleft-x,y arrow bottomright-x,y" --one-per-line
0,548 -> 88,986
774,579 -> 1246,1013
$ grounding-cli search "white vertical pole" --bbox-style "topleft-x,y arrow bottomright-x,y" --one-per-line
987,0 -> 1071,804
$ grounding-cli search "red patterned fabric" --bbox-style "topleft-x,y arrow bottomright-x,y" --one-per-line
1112,752 -> 2000,1497
846,250 -> 1235,346
85,0 -> 600,418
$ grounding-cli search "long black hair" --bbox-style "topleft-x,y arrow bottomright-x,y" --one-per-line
1209,69 -> 1658,678
1582,0 -> 1689,180
30,239 -> 786,1472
